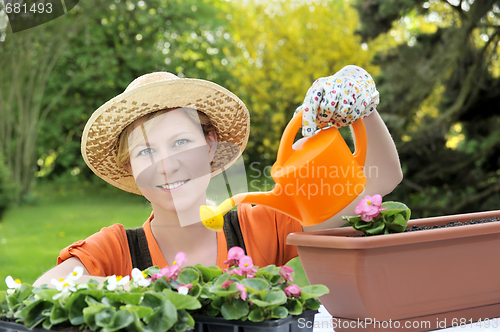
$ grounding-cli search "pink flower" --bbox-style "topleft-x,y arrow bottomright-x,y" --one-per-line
221,280 -> 234,289
172,252 -> 187,268
151,273 -> 163,281
236,283 -> 247,301
169,252 -> 187,276
284,284 -> 301,298
354,194 -> 387,222
224,247 -> 245,265
279,266 -> 294,282
236,256 -> 258,278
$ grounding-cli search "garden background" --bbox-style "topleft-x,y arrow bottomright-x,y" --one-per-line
0,0 -> 499,286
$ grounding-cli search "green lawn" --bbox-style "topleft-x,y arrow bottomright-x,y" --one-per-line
0,181 -> 151,290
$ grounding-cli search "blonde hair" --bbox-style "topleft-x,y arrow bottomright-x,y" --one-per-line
116,108 -> 216,170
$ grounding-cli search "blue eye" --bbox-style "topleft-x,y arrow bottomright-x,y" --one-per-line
137,148 -> 154,156
174,139 -> 191,147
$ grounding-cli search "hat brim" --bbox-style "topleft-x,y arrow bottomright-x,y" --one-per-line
81,78 -> 250,195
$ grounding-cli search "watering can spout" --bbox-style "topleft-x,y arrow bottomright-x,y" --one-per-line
199,190 -> 299,232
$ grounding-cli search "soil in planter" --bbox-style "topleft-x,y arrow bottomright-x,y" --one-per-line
353,216 -> 500,237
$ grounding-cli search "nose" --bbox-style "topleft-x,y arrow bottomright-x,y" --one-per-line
155,152 -> 181,179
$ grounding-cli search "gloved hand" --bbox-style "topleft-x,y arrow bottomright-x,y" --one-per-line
295,65 -> 380,137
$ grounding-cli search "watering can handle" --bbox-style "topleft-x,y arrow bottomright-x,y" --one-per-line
277,110 -> 368,168
276,110 -> 304,167
351,118 -> 367,168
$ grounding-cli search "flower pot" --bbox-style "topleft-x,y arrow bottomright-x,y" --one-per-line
287,210 -> 500,331
1,311 -> 317,332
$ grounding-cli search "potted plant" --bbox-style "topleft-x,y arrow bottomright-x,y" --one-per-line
287,194 -> 500,331
0,248 -> 328,332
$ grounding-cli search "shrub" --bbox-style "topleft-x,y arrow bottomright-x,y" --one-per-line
0,153 -> 18,220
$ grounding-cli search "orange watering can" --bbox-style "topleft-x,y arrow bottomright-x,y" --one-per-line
200,110 -> 368,230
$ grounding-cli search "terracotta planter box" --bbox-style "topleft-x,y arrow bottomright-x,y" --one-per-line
287,210 -> 500,331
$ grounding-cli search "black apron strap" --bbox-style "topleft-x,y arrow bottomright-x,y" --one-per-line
125,227 -> 153,271
223,210 -> 247,255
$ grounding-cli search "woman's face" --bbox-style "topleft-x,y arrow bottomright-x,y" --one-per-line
127,109 -> 214,218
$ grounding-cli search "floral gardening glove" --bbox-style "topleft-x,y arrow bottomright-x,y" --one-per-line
295,65 -> 380,137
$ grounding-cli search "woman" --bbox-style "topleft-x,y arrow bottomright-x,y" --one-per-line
34,68 -> 402,286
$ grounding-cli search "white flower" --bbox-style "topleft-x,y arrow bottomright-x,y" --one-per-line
68,266 -> 84,281
106,275 -> 130,291
50,277 -> 77,300
50,266 -> 84,300
130,268 -> 151,288
5,276 -> 21,295
178,286 -> 189,295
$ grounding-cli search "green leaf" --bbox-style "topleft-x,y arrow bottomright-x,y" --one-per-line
199,285 -> 217,299
189,284 -> 201,298
152,278 -> 171,293
301,285 -> 329,301
66,293 -> 88,325
17,284 -> 34,302
213,273 -> 231,286
343,215 -> 362,223
102,309 -> 135,332
206,306 -> 220,317
365,220 -> 385,235
33,289 -> 59,302
381,201 -> 409,211
49,301 -> 68,325
388,214 -> 407,233
241,278 -> 269,293
120,305 -> 153,319
221,298 -> 249,320
210,297 -> 223,310
105,292 -> 143,305
145,266 -> 161,277
42,317 -> 53,330
121,308 -> 146,332
162,289 -> 201,310
177,268 -> 200,285
248,308 -> 264,322
285,298 -> 303,315
208,286 -> 239,297
257,265 -> 279,275
304,298 -> 321,310
83,304 -> 109,331
285,257 -> 310,287
0,291 -> 10,313
141,292 -> 164,310
175,310 -> 195,331
16,299 -> 53,329
143,299 -> 178,332
249,290 -> 287,307
270,306 -> 288,319
195,265 -> 222,282
95,307 -> 116,327
265,289 -> 287,305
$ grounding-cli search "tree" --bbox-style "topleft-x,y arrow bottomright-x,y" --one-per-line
354,0 -> 500,217
224,0 -> 380,171
1,0 -> 235,195
0,8 -> 78,201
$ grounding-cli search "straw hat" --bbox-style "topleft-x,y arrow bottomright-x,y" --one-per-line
81,72 -> 250,195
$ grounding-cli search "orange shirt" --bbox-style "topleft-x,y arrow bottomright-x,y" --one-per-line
57,204 -> 303,277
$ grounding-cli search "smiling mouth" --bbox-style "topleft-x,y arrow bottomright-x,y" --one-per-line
157,180 -> 190,190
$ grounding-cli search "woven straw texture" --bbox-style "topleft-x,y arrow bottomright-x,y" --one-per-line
81,73 -> 250,195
